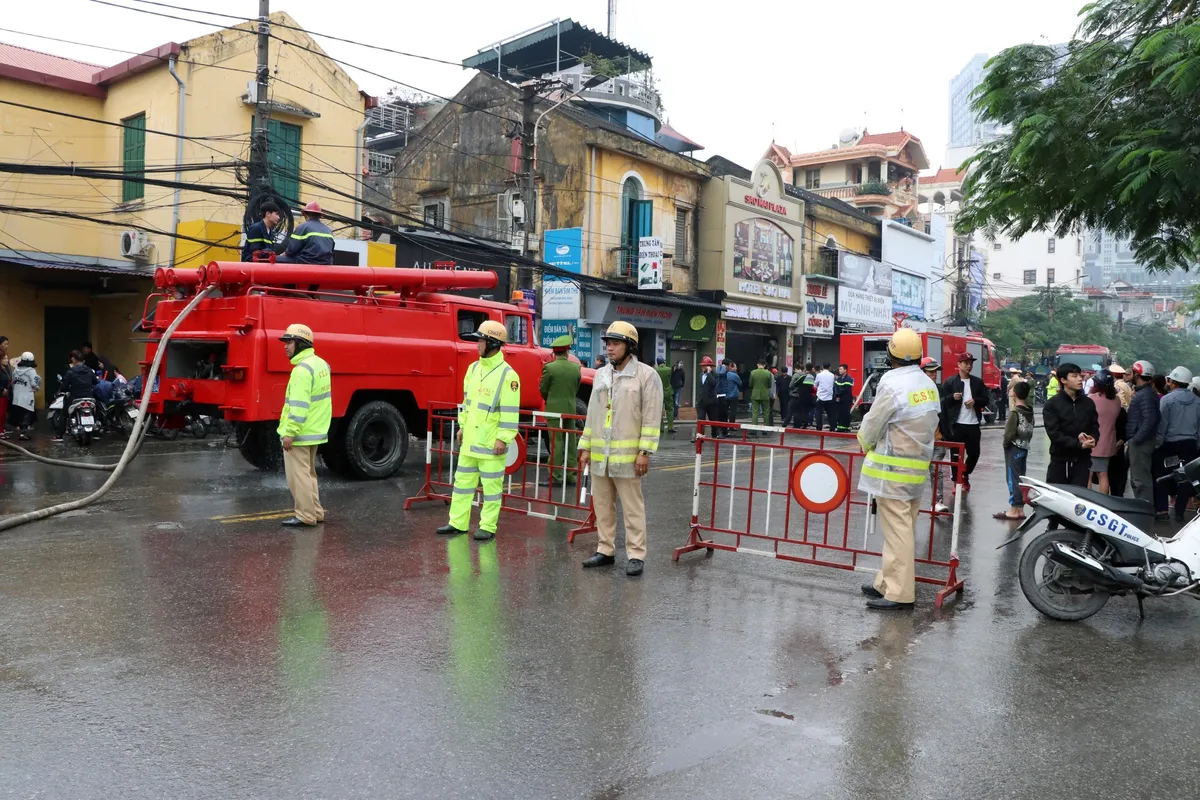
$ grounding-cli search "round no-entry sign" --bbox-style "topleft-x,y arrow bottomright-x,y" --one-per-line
504,434 -> 527,475
789,453 -> 850,514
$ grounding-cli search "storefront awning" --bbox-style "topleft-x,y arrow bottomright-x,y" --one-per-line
600,289 -> 725,313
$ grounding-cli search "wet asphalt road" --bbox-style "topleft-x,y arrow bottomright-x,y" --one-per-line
3,426 -> 1200,800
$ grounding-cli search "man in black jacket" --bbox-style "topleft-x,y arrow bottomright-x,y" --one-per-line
1042,362 -> 1099,486
940,352 -> 989,492
1124,360 -> 1160,505
692,356 -> 719,443
775,368 -> 792,426
53,350 -> 99,442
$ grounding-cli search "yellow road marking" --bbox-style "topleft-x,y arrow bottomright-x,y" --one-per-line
210,508 -> 292,521
660,455 -> 766,473
217,511 -> 297,524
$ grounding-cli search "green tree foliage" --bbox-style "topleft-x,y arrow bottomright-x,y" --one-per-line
983,288 -> 1200,371
958,0 -> 1200,272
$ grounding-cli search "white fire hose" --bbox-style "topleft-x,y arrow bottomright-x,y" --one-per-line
0,286 -> 215,532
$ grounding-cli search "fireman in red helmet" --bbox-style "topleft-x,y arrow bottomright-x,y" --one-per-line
278,201 -> 335,265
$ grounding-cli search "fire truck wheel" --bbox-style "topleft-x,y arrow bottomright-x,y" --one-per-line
235,422 -> 284,471
319,418 -> 349,474
575,397 -> 589,418
342,401 -> 408,479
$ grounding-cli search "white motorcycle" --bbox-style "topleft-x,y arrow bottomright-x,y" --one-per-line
1000,462 -> 1200,622
49,394 -> 99,446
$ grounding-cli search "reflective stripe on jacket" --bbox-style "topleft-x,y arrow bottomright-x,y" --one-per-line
277,349 -> 332,444
834,374 -> 855,403
578,356 -> 663,479
856,364 -> 940,500
461,351 -> 521,457
284,220 -> 335,265
241,219 -> 276,261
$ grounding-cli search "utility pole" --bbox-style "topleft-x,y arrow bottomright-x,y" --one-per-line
518,81 -> 548,290
1046,271 -> 1054,324
249,0 -> 272,198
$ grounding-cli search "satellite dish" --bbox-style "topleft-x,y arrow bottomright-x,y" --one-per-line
838,128 -> 861,147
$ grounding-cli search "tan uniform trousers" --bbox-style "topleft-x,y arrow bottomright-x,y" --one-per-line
592,475 -> 647,560
872,496 -> 922,603
284,444 -> 325,525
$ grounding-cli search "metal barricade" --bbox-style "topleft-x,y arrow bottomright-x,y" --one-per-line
673,420 -> 966,608
404,403 -> 597,539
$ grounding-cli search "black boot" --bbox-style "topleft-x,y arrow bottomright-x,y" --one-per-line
582,552 -> 616,568
281,517 -> 318,528
866,598 -> 914,611
625,559 -> 644,577
473,529 -> 495,541
861,583 -> 883,598
436,524 -> 467,536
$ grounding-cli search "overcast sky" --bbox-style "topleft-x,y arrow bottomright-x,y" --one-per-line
6,0 -> 1087,170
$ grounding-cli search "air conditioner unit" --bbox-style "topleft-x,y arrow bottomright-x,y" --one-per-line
120,230 -> 151,259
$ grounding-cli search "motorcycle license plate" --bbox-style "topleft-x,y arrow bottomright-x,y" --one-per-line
127,408 -> 138,419
81,415 -> 94,426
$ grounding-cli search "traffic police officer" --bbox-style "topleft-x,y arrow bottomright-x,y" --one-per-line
856,328 -> 939,609
278,323 -> 332,528
437,320 -> 521,541
655,357 -> 674,434
539,334 -> 581,486
579,321 -> 663,576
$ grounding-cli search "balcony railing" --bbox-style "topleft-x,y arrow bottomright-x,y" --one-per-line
558,71 -> 661,121
366,151 -> 395,175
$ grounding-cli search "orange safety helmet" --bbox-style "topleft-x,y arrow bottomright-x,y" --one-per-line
303,201 -> 323,215
699,356 -> 715,367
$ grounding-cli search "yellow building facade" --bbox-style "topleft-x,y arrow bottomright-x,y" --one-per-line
0,14 -> 367,403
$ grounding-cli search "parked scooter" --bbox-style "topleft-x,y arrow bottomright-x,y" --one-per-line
49,392 -> 99,446
1002,462 -> 1200,621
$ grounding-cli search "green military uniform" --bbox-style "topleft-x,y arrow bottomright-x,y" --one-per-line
449,351 -> 521,536
539,335 -> 581,484
749,366 -> 773,426
655,361 -> 674,434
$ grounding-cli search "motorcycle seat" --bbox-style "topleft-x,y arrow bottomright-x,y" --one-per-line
1053,485 -> 1153,518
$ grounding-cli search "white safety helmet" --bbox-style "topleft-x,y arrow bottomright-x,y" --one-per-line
1168,366 -> 1193,385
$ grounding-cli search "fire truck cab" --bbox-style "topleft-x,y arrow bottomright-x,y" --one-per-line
142,263 -> 593,480
840,329 -> 1000,408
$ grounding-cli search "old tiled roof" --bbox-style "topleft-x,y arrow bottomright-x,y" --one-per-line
920,167 -> 965,186
0,42 -> 102,82
858,130 -> 921,148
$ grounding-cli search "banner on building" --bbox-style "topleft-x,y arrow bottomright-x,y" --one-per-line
543,227 -> 583,273
837,251 -> 892,328
714,319 -> 727,363
638,236 -> 664,290
802,279 -> 836,337
892,271 -> 926,319
542,278 -> 581,319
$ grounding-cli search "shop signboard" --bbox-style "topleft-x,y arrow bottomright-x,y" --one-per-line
837,251 -> 892,328
543,228 -> 583,273
891,271 -> 926,319
637,236 -> 664,290
540,319 -> 592,364
576,321 -> 593,364
541,320 -> 573,349
802,279 -> 836,337
672,311 -> 717,342
725,302 -> 799,326
714,320 -> 727,363
542,278 -> 581,319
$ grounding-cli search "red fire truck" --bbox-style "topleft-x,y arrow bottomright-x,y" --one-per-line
1054,344 -> 1111,370
840,329 -> 1001,409
140,263 -> 593,479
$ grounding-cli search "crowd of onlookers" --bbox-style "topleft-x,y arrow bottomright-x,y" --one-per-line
991,359 -> 1200,523
0,336 -> 130,442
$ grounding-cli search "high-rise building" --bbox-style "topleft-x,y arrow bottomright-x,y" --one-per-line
948,54 -> 1005,152
1082,230 -> 1200,293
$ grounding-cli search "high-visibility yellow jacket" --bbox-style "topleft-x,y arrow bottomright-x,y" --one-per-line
1047,375 -> 1060,398
856,364 -> 939,500
461,351 -> 521,457
277,349 -> 332,445
578,356 -> 663,478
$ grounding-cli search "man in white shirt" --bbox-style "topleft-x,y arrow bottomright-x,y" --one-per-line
939,352 -> 988,492
814,362 -> 836,431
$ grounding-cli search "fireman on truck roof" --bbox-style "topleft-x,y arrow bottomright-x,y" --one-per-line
242,201 -> 282,262
437,320 -> 521,542
857,328 -> 940,610
277,201 -> 335,265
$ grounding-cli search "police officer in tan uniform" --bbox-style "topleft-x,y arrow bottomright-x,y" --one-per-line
578,321 -> 663,576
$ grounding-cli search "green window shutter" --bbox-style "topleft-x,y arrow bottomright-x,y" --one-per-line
122,113 -> 146,202
268,119 -> 302,205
